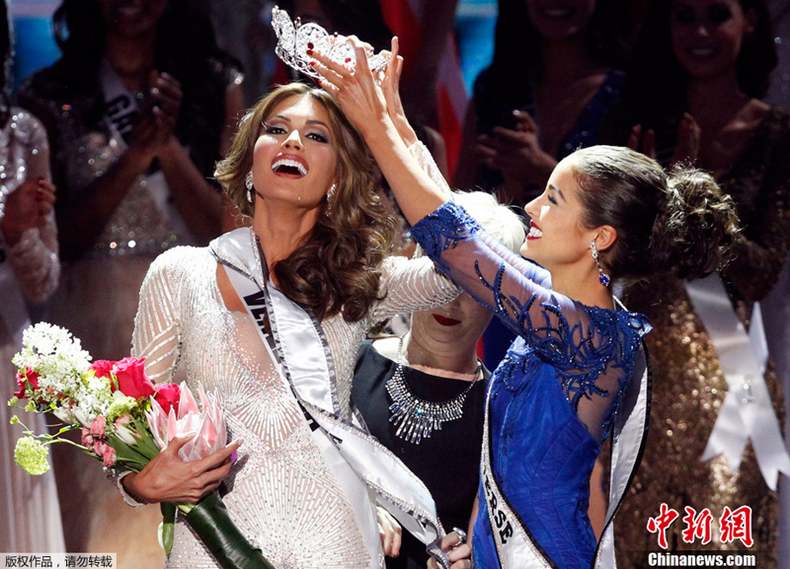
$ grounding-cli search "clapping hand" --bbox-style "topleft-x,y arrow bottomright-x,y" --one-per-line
628,112 -> 700,165
148,71 -> 183,155
476,110 -> 557,188
1,178 -> 56,245
128,71 -> 183,166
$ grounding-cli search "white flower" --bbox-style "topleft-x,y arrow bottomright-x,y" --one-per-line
114,424 -> 137,445
73,407 -> 93,429
11,323 -> 92,407
52,407 -> 75,424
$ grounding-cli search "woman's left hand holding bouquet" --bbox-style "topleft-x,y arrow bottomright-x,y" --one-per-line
122,436 -> 241,504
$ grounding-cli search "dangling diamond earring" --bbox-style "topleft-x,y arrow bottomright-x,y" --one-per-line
325,183 -> 336,213
590,240 -> 611,287
245,171 -> 254,203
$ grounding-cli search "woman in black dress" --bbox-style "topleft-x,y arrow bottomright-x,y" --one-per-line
353,191 -> 525,569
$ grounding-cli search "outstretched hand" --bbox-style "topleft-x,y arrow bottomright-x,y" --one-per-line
310,36 -> 392,140
380,37 -> 419,146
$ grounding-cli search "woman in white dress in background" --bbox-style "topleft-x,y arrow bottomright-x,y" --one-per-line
118,82 -> 471,568
1,0 -> 63,549
17,3 -> 243,561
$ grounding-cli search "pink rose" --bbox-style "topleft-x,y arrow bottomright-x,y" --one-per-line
14,369 -> 39,399
154,383 -> 181,415
80,428 -> 94,447
113,357 -> 154,399
92,440 -> 108,458
90,360 -> 116,379
114,414 -> 131,428
101,445 -> 117,467
89,415 -> 106,438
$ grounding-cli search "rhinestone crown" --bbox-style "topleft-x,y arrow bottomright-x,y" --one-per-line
271,6 -> 390,80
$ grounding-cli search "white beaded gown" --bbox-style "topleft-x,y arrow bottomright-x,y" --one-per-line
0,108 -> 64,552
126,239 -> 457,568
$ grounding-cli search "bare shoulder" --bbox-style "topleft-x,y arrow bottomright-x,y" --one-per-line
215,263 -> 245,312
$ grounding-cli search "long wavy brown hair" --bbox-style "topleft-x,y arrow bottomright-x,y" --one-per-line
215,83 -> 398,322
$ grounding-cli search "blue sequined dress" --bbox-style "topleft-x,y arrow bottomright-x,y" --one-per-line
410,202 -> 651,569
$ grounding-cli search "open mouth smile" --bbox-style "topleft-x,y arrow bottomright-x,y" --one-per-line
271,155 -> 309,178
527,221 -> 543,241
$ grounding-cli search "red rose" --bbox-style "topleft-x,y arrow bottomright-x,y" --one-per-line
112,357 -> 154,399
14,368 -> 39,399
90,360 -> 116,379
154,383 -> 181,414
90,360 -> 118,390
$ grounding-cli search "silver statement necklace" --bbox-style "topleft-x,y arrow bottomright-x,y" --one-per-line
386,335 -> 482,445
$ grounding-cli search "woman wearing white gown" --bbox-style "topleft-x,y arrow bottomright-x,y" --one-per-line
117,82 -> 471,568
0,97 -> 64,553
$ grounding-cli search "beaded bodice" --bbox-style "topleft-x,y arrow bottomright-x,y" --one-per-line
130,237 -> 457,568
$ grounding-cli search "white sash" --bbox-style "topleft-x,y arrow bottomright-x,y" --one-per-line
686,274 -> 790,490
99,60 -> 192,241
210,228 -> 451,569
483,304 -> 651,569
481,381 -> 553,568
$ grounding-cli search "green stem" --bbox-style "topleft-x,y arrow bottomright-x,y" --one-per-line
184,493 -> 276,569
43,437 -> 89,451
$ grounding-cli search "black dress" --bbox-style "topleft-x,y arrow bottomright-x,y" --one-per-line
352,341 -> 488,569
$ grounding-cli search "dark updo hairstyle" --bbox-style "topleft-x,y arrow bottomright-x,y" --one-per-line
571,146 -> 740,282
622,0 -> 776,140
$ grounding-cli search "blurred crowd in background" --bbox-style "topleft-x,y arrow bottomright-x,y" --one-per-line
2,0 -> 790,567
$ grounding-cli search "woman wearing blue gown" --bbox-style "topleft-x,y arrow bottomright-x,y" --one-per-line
312,40 -> 739,569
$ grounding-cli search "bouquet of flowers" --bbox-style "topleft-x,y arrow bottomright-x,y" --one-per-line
8,322 -> 275,569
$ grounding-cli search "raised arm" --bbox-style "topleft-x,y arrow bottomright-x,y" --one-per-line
3,113 -> 60,303
312,38 -> 449,225
409,201 -> 584,344
313,40 -> 574,340
317,43 -> 656,442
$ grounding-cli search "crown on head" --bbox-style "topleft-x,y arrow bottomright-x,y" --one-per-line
271,6 -> 390,80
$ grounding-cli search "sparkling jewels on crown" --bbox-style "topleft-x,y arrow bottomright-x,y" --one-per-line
271,6 -> 390,80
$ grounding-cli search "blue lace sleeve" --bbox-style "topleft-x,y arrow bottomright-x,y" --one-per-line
411,201 -> 652,439
411,201 -> 592,357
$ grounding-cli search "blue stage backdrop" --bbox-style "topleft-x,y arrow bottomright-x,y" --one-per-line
10,0 -> 60,88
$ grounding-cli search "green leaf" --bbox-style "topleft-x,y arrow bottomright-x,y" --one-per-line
107,434 -> 153,466
160,503 -> 177,555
